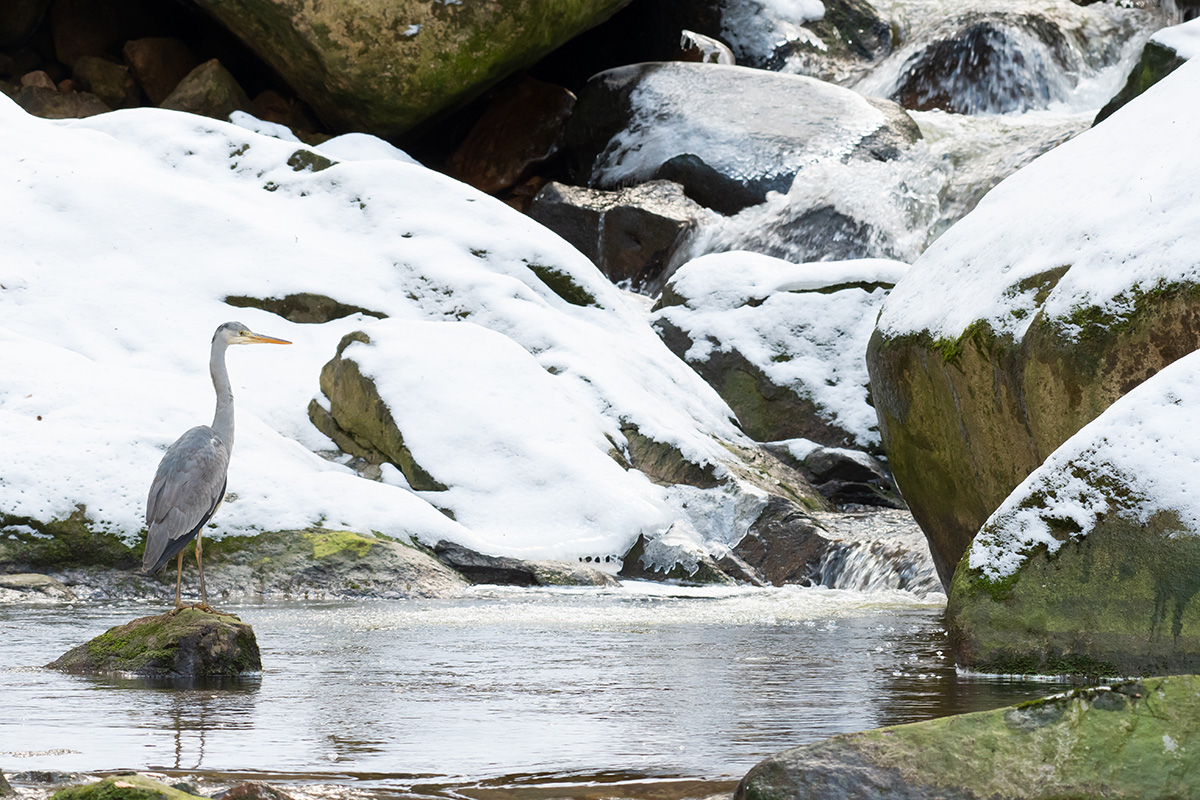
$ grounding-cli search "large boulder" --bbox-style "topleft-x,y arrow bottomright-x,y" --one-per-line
563,62 -> 921,215
1094,16 -> 1199,124
653,251 -> 908,450
46,608 -> 261,677
189,0 -> 633,138
53,775 -> 206,800
948,349 -> 1200,677
865,57 -> 1200,589
736,676 -> 1200,800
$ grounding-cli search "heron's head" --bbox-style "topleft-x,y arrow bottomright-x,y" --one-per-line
214,321 -> 292,347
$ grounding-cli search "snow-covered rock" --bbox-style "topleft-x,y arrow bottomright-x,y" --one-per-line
866,55 -> 1200,590
653,251 -> 908,449
0,96 -> 823,582
948,348 -> 1200,676
563,61 -> 921,215
1094,15 -> 1200,123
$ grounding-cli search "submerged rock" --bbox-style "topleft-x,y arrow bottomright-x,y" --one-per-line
46,608 -> 261,677
564,62 -> 920,215
52,774 -> 207,800
948,350 -> 1200,677
737,675 -> 1200,800
189,0 -> 633,137
866,57 -> 1200,589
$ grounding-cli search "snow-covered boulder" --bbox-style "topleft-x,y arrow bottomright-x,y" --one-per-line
653,251 -> 908,449
866,56 -> 1200,590
948,349 -> 1200,676
563,61 -> 921,215
0,95 -> 824,591
1094,16 -> 1199,124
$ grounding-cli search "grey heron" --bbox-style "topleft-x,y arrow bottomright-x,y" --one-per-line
142,321 -> 290,611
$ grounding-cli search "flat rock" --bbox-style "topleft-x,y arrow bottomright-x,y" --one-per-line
736,676 -> 1200,800
46,607 -> 261,677
0,572 -> 77,602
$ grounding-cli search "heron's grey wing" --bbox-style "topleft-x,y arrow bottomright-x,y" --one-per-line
142,425 -> 231,574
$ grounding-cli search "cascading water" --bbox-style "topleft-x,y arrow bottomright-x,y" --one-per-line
687,0 -> 1177,265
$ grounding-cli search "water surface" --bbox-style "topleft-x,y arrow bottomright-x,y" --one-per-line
0,585 -> 1073,799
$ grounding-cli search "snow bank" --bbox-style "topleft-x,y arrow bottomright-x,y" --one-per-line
968,349 -> 1200,580
653,251 -> 908,447
875,51 -> 1200,343
1152,15 -> 1200,59
0,97 -> 750,563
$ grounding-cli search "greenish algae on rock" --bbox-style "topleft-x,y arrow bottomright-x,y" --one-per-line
948,508 -> 1200,677
45,607 -> 261,677
737,675 -> 1200,800
0,508 -> 138,571
867,283 -> 1200,589
190,0 -> 633,138
52,774 -> 207,800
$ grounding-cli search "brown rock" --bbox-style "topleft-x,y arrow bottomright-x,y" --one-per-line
252,89 -> 320,133
215,782 -> 296,800
73,55 -> 139,108
50,0 -> 173,67
160,58 -> 253,121
446,77 -> 576,195
123,37 -> 197,105
20,69 -> 56,90
12,84 -> 110,118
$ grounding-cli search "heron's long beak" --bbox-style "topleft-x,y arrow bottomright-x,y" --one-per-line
245,332 -> 291,345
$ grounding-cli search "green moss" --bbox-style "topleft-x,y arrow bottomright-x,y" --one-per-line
53,775 -> 206,800
286,149 -> 336,172
305,530 -> 376,560
525,262 -> 598,307
0,509 -> 138,570
949,509 -> 1200,676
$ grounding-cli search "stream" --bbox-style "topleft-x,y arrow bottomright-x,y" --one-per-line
1,577 -> 1073,800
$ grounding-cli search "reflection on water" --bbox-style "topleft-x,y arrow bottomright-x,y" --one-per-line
0,586 -> 1073,798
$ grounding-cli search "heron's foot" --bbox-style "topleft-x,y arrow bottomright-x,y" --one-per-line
191,602 -> 219,614
168,605 -> 184,616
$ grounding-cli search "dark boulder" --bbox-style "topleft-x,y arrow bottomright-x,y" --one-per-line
891,13 -> 1075,114
11,85 -> 109,118
71,56 -> 139,109
159,58 -> 253,121
122,37 -> 197,105
434,540 -> 619,587
446,76 -> 576,196
528,180 -> 708,293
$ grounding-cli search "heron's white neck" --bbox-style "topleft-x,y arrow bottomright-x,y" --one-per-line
210,337 -> 235,451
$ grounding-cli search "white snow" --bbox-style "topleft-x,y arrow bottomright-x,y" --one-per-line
0,96 -> 756,565
590,63 -> 887,188
718,0 -> 825,63
653,251 -> 909,448
1152,16 -> 1200,59
967,349 -> 1200,581
876,56 -> 1200,344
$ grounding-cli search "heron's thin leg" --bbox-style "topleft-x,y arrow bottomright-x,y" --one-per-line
174,551 -> 184,611
195,531 -> 211,612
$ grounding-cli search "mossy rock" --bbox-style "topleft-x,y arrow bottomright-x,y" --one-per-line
0,508 -> 138,571
867,282 -> 1200,589
312,331 -> 448,491
949,509 -> 1200,677
737,675 -> 1200,800
52,774 -> 206,800
190,0 -> 633,138
46,608 -> 261,677
225,292 -> 386,324
1094,39 -> 1187,125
